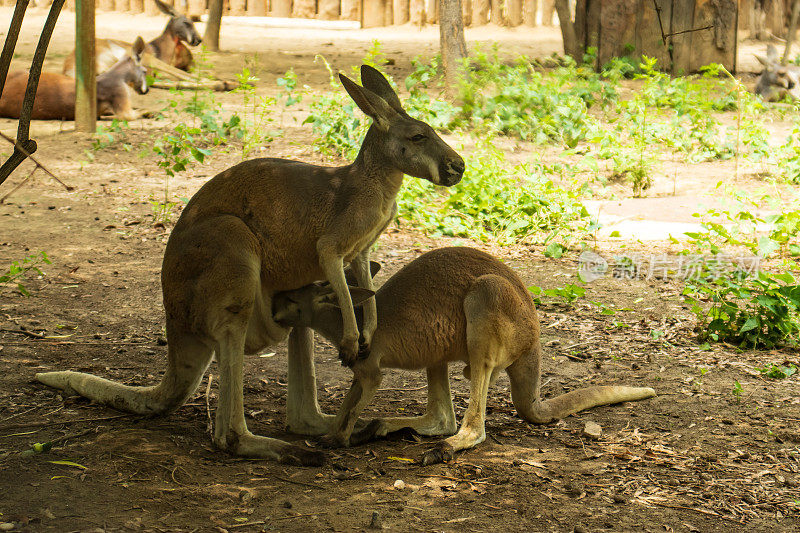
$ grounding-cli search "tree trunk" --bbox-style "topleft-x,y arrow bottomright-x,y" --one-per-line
554,0 -> 581,59
114,0 -> 130,11
490,0 -> 504,25
187,0 -> 206,17
98,0 -> 114,10
472,0 -> 489,24
784,0 -> 800,62
385,0 -> 394,24
318,0 -> 339,19
523,0 -> 537,26
393,0 -> 410,24
508,0 -> 522,26
204,0 -> 223,51
130,0 -> 143,12
272,0 -> 292,17
410,0 -> 425,24
440,0 -> 467,88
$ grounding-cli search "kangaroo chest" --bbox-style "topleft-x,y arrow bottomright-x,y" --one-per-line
343,200 -> 397,263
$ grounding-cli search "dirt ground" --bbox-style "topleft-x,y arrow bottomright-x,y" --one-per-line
1,7 -> 799,533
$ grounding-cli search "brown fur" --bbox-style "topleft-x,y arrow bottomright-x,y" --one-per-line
272,247 -> 656,464
62,0 -> 200,77
0,38 -> 149,121
36,66 -> 464,465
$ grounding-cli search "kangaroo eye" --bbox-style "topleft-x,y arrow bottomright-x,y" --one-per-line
411,134 -> 426,142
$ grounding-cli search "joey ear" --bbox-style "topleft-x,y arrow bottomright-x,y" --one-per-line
132,36 -> 146,62
755,54 -> 771,68
360,65 -> 405,114
348,286 -> 376,307
339,73 -> 399,131
369,261 -> 381,277
154,0 -> 179,17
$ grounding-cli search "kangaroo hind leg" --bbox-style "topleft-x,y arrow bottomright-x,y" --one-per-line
421,276 -> 514,465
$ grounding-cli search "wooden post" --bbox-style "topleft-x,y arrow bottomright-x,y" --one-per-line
319,0 -> 339,19
490,0 -> 504,25
363,0 -> 386,26
130,0 -> 144,13
508,0 -> 522,25
393,0 -> 409,24
75,0 -> 96,132
145,0 -> 161,15
271,0 -> 292,16
426,0 -> 437,23
472,0 -> 489,24
292,0 -> 315,17
440,0 -> 467,88
541,0 -> 554,25
114,0 -> 130,10
410,0 -> 425,24
342,0 -> 359,20
99,0 -> 114,10
462,0 -> 472,26
229,0 -> 245,15
523,0 -> 536,26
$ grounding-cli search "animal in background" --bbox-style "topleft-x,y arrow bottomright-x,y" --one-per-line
272,247 -> 656,464
62,0 -> 201,77
0,37 -> 149,121
35,65 -> 464,465
755,44 -> 800,101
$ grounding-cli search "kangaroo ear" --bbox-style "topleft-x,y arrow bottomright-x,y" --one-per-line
154,0 -> 179,17
755,53 -> 771,68
767,44 -> 779,62
360,65 -> 405,114
339,73 -> 399,132
348,286 -> 376,307
132,36 -> 146,62
369,261 -> 381,277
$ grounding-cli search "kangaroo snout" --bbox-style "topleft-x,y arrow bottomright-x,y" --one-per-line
190,35 -> 202,46
440,157 -> 465,186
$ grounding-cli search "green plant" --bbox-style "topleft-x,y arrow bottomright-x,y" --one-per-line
529,283 -> 586,305
683,269 -> 800,349
1,251 -> 51,296
91,119 -> 131,152
152,124 -> 211,224
732,379 -> 743,402
756,364 -> 797,379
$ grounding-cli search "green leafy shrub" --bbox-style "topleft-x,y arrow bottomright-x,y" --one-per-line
1,251 -> 51,296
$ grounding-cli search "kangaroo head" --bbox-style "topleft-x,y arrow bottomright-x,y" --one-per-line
273,283 -> 375,328
755,45 -> 799,101
130,37 -> 149,95
340,65 -> 464,187
155,0 -> 202,47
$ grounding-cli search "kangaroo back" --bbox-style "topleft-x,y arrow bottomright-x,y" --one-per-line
0,72 -> 76,120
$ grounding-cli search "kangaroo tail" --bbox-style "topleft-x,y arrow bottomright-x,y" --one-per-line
518,386 -> 656,424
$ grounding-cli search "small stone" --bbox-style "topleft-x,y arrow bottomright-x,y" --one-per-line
283,501 -> 293,509
574,527 -> 587,533
393,479 -> 405,490
582,421 -> 602,440
0,524 -> 15,532
368,510 -> 382,529
612,494 -> 628,504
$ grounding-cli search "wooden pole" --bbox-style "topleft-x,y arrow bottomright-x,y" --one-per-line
462,0 -> 472,26
490,0 -> 503,25
363,0 -> 386,26
440,0 -> 467,89
472,0 -> 488,25
204,0 -> 223,50
292,0 -> 315,17
319,0 -> 340,19
271,0 -> 292,17
130,0 -> 144,13
523,0 -> 536,26
342,0 -> 359,20
425,0 -> 437,24
393,0 -> 409,24
114,0 -> 130,11
75,0 -> 96,132
784,0 -> 800,63
410,0 -> 425,25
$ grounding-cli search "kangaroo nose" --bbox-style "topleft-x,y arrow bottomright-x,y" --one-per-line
448,158 -> 465,176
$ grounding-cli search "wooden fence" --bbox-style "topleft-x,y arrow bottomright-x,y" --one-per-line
24,0 -> 561,28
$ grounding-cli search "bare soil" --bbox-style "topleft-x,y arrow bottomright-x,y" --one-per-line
0,8 -> 799,533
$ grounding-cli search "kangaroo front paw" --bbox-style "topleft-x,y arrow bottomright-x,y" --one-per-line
420,442 -> 455,466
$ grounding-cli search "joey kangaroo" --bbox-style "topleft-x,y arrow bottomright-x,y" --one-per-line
0,38 -> 149,121
62,0 -> 201,78
36,65 -> 464,465
272,247 -> 656,464
755,45 -> 800,101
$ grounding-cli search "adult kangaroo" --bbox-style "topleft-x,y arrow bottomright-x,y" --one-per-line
272,247 -> 656,464
62,0 -> 201,77
0,38 -> 149,121
36,65 -> 464,465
